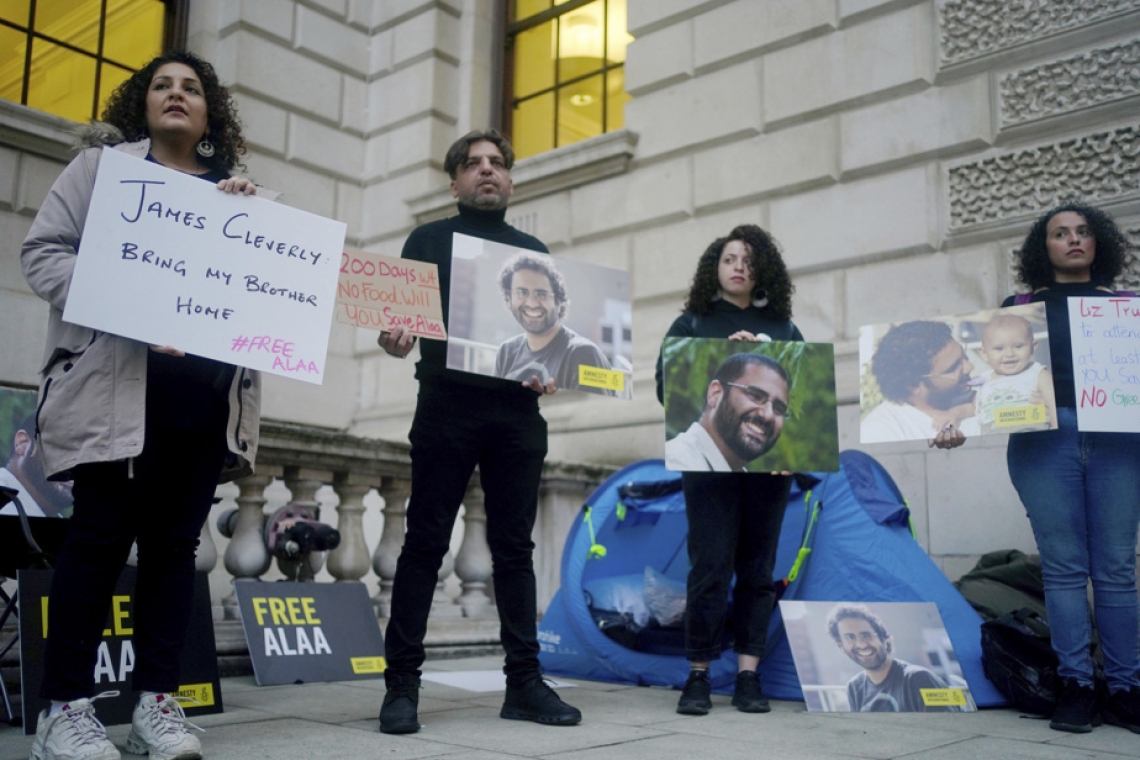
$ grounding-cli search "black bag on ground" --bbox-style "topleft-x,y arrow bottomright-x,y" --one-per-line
980,607 -> 1058,715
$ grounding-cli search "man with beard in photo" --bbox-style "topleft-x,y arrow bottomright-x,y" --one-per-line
861,320 -> 979,444
494,252 -> 612,393
827,604 -> 960,712
0,413 -> 73,518
666,352 -> 790,472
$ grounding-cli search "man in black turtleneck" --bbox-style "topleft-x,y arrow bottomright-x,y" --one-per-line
376,130 -> 581,734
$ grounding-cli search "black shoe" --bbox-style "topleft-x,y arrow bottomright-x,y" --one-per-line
732,670 -> 770,713
1050,677 -> 1100,733
501,676 -> 582,725
676,669 -> 712,715
1102,686 -> 1140,734
379,676 -> 421,734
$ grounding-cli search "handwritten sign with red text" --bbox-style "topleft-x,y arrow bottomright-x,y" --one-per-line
1069,296 -> 1140,432
63,148 -> 344,384
335,249 -> 445,339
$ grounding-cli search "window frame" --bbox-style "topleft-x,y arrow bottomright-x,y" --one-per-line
0,0 -> 188,123
501,0 -> 627,157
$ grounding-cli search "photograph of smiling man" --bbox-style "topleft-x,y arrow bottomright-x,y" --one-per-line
779,600 -> 976,713
445,234 -> 632,398
661,338 -> 839,473
858,303 -> 1052,444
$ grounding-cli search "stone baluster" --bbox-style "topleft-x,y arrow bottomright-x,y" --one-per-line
454,476 -> 493,618
372,477 -> 411,618
432,540 -> 462,618
327,474 -> 373,582
194,507 -> 219,573
221,473 -> 273,619
280,467 -> 328,581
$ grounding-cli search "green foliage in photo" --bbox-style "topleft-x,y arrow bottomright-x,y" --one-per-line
662,338 -> 839,472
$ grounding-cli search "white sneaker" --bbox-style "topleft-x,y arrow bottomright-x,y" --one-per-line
123,694 -> 202,760
30,693 -> 121,760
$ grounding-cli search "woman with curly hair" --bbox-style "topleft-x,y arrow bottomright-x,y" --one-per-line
1001,202 -> 1140,734
22,51 -> 274,760
653,225 -> 799,716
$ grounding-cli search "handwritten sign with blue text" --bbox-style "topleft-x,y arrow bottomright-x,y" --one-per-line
336,249 -> 445,339
63,148 -> 345,384
1069,296 -> 1140,432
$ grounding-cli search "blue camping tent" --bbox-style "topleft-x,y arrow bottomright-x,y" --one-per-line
538,450 -> 1006,707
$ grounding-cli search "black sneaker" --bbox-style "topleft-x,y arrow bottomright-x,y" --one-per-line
1050,677 -> 1100,733
501,676 -> 582,725
676,669 -> 712,715
379,676 -> 421,734
1102,686 -> 1140,734
732,670 -> 770,713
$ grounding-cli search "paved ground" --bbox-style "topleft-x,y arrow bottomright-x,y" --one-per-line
2,654 -> 1137,760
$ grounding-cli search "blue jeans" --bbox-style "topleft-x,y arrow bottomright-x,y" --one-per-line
1007,407 -> 1140,691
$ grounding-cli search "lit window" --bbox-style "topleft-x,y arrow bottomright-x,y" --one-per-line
505,0 -> 633,160
0,0 -> 178,123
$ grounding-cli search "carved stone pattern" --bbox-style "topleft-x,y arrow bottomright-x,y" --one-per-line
939,0 -> 1137,65
1122,227 -> 1140,292
948,126 -> 1140,228
1000,39 -> 1140,125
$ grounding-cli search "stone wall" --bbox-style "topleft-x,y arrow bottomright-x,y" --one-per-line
3,0 -> 1139,583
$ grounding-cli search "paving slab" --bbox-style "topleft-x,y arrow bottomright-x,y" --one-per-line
3,657 -> 1140,760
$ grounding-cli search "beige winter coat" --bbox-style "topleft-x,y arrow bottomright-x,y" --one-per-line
21,135 -> 278,482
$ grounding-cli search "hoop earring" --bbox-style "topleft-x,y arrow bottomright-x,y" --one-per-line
196,139 -> 215,158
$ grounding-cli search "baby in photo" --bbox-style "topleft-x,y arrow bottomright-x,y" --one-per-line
973,314 -> 1055,433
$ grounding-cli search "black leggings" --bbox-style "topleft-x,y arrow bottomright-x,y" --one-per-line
681,471 -> 790,663
40,425 -> 227,699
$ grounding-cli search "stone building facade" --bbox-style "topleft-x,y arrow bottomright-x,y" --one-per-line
2,0 -> 1139,591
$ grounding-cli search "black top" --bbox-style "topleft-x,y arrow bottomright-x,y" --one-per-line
495,325 -> 612,391
144,157 -> 235,429
1001,282 -> 1126,410
655,299 -> 804,404
401,203 -> 548,403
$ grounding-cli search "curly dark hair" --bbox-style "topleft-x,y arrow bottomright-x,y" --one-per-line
100,51 -> 245,173
826,603 -> 893,655
444,129 -> 515,179
1014,202 -> 1132,290
498,252 -> 568,320
872,321 -> 953,403
682,225 -> 794,320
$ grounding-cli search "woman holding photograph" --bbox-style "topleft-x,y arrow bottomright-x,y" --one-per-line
22,52 -> 272,760
653,224 -> 800,716
1002,202 -> 1140,734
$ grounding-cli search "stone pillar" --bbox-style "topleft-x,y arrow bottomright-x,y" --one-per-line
372,477 -> 411,618
279,468 -> 328,581
454,475 -> 493,618
327,475 -> 373,582
222,473 -> 273,619
431,541 -> 462,618
194,505 -> 219,573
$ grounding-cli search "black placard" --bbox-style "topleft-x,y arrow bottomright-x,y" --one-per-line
233,579 -> 385,686
19,567 -> 222,734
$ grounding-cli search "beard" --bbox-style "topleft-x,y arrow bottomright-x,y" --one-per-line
456,183 -> 509,210
846,645 -> 889,671
924,379 -> 975,411
713,402 -> 778,463
511,303 -> 559,335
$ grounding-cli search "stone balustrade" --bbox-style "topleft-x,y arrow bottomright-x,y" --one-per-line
206,420 -> 618,624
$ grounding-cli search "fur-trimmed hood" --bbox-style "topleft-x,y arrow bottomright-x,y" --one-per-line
72,121 -> 127,151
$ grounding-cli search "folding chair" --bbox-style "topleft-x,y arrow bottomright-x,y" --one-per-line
0,486 -> 69,725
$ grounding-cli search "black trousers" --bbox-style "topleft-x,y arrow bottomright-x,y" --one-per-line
384,385 -> 547,687
40,426 -> 226,700
681,471 -> 791,663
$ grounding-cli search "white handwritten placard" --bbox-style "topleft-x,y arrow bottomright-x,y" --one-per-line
335,249 -> 445,339
63,148 -> 345,384
1069,296 -> 1140,432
